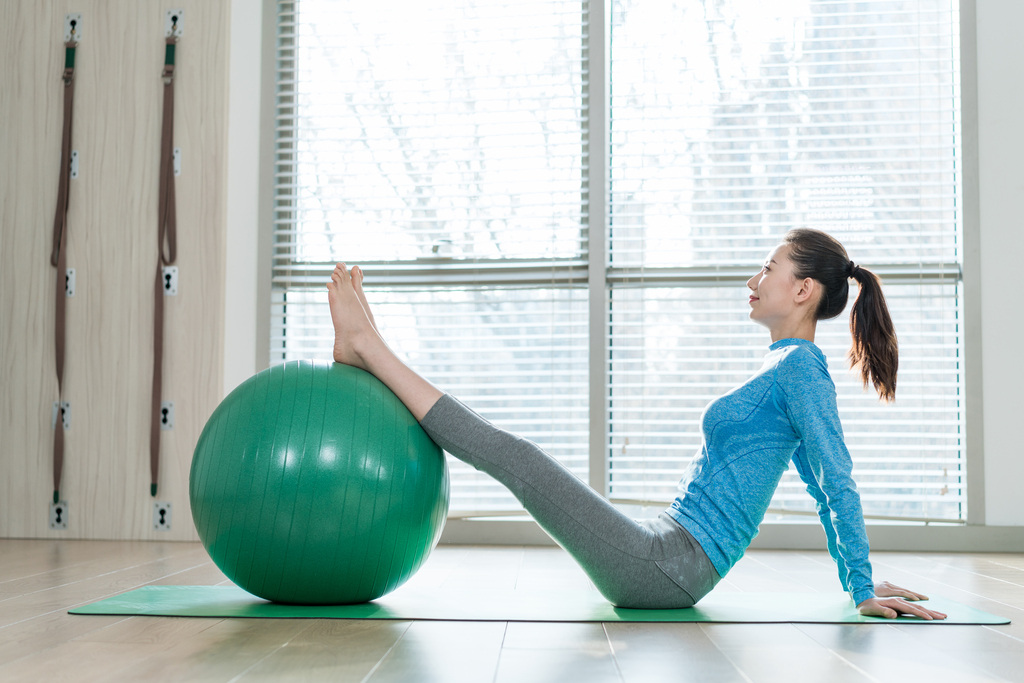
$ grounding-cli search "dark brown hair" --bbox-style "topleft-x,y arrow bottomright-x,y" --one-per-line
781,229 -> 898,402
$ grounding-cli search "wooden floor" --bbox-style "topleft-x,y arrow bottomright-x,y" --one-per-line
1,540 -> 1023,683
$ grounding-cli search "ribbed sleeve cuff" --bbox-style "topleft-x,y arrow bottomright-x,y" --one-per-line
851,587 -> 876,606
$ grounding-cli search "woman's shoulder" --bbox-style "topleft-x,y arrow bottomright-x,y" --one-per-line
772,341 -> 833,387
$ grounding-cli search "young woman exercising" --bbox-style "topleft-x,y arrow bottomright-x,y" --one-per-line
327,228 -> 947,620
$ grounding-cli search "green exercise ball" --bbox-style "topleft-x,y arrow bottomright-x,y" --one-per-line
189,360 -> 449,605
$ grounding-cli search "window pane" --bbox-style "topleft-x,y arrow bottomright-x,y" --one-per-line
277,0 -> 588,265
609,0 -> 961,268
607,281 -> 964,521
271,286 -> 590,512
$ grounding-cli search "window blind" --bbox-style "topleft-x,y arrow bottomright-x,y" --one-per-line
273,0 -> 587,275
607,282 -> 963,521
606,0 -> 963,522
608,0 -> 959,268
272,0 -> 590,512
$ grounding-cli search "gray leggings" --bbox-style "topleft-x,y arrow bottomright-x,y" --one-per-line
419,394 -> 721,609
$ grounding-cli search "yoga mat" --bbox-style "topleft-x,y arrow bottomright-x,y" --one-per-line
70,585 -> 1008,624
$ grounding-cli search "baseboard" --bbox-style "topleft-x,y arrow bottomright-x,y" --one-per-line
438,518 -> 1024,552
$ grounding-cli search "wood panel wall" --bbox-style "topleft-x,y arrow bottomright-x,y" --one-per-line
0,0 -> 228,540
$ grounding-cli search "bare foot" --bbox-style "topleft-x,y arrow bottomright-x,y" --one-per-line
327,263 -> 379,369
351,266 -> 379,334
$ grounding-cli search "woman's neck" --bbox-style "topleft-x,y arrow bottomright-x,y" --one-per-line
770,318 -> 817,344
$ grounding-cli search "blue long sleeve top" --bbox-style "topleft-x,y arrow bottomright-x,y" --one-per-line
668,337 -> 875,605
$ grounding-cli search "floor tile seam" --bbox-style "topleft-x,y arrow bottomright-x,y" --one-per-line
0,549 -> 213,606
981,625 -> 1024,644
0,555 -> 177,594
0,559 -> 216,630
716,577 -> 744,592
0,556 -> 106,586
939,568 -> 1024,589
741,553 -> 829,592
696,622 -> 756,683
512,547 -> 526,591
24,637 -> 188,683
904,556 -> 1024,589
792,551 -> 835,569
431,548 -> 473,589
132,618 -> 398,678
0,615 -> 137,675
492,622 -> 509,683
600,622 -> 627,683
794,614 -> 1021,678
884,620 -> 1024,677
980,558 -> 1024,574
812,640 -> 887,683
0,566 -> 91,588
872,557 -> 1015,593
226,620 -> 319,683
0,544 -> 207,593
0,541 -> 203,564
869,558 -> 1024,610
6,555 -> 213,606
896,552 -> 996,566
72,615 -> 228,648
499,643 -> 613,654
357,621 -> 415,683
872,637 -> 1020,683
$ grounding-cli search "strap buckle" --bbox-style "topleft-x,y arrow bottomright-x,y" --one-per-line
162,36 -> 177,85
63,41 -> 77,85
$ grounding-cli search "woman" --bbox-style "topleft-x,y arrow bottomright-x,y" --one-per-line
327,228 -> 947,620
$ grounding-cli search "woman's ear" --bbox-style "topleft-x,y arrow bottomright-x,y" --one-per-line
794,277 -> 817,305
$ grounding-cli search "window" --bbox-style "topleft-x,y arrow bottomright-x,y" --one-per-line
272,0 -> 964,522
272,0 -> 591,513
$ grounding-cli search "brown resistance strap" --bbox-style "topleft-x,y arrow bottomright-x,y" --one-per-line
151,35 -> 178,498
50,40 -> 77,505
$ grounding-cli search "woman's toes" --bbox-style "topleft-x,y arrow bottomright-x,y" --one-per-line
351,267 -> 378,329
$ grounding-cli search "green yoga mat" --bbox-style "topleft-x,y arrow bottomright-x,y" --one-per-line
70,585 -> 1008,624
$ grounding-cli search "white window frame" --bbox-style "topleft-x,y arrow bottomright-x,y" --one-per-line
244,0 -> 992,549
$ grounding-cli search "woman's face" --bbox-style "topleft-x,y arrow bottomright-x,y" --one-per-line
746,244 -> 803,329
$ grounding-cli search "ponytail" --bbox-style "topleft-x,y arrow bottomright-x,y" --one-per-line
847,264 -> 898,403
782,229 -> 899,403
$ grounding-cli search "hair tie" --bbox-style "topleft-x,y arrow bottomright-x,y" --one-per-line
847,260 -> 857,278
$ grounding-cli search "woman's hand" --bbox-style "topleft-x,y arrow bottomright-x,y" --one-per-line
857,594 -> 947,620
873,580 -> 929,601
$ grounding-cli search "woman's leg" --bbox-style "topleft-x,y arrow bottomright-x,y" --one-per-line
418,393 -> 720,608
327,263 -> 443,421
327,264 -> 718,607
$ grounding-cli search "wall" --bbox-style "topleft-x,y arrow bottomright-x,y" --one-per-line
3,0 -> 1021,542
976,0 -> 1024,526
0,0 -> 228,540
223,0 -> 265,397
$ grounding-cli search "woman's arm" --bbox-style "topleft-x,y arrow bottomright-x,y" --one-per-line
793,451 -> 947,619
777,350 -> 875,605
779,349 -> 946,619
791,444 -> 856,593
